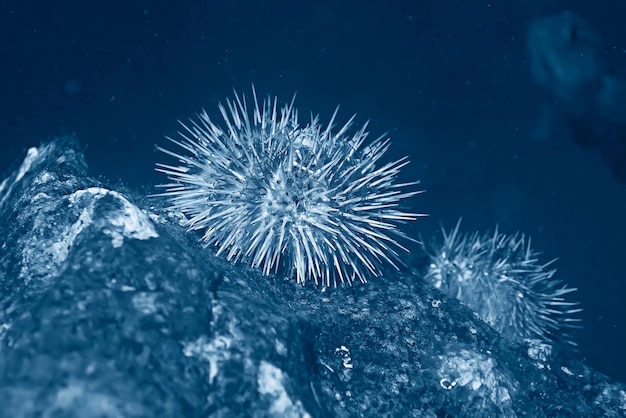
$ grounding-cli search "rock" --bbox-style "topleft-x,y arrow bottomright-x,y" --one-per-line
0,137 -> 624,417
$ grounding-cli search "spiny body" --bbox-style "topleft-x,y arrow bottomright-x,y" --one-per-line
156,90 -> 423,287
425,220 -> 581,348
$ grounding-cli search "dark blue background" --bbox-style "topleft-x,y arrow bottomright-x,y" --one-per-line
2,0 -> 626,383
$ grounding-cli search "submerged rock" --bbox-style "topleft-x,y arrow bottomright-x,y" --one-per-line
0,137 -> 624,417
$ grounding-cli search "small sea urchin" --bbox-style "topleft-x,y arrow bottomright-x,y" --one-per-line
155,89 -> 423,287
424,221 -> 581,348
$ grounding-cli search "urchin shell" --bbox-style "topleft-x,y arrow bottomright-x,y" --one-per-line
424,220 -> 581,348
155,89 -> 423,287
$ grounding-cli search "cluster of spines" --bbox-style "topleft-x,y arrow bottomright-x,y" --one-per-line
425,220 -> 581,348
155,89 -> 423,287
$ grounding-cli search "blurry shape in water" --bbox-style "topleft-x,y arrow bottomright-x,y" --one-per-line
527,10 -> 626,183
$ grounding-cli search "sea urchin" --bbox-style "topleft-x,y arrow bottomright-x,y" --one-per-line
155,89 -> 423,287
424,220 -> 582,348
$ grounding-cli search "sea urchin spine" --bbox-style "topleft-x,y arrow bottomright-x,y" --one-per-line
155,89 -> 423,287
425,220 -> 582,348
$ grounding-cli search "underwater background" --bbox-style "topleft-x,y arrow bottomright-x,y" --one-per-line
2,0 -> 626,384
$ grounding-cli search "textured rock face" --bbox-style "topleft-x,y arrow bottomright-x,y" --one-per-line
0,137 -> 624,417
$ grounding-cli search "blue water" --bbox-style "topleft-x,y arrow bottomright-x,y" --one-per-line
2,0 -> 626,383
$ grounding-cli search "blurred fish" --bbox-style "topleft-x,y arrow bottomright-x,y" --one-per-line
527,10 -> 626,183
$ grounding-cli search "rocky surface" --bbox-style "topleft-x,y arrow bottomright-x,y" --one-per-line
0,137 -> 624,417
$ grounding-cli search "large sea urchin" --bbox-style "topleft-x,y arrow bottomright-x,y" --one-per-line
155,89 -> 423,287
424,220 -> 581,348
